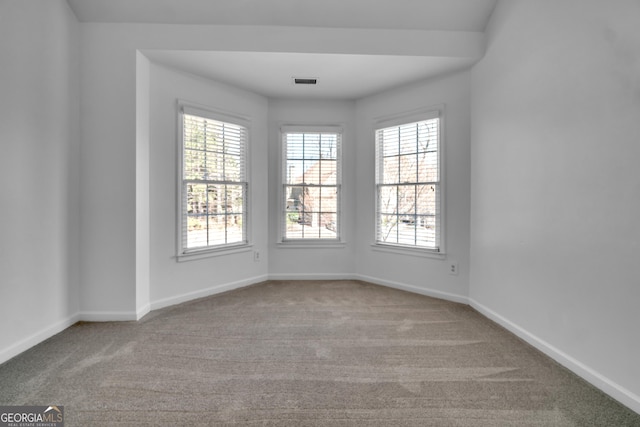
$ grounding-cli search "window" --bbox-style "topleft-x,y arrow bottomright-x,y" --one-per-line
375,112 -> 441,251
178,106 -> 249,255
282,127 -> 342,241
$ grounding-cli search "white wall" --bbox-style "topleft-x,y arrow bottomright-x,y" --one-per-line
79,25 -> 139,318
0,0 -> 80,363
470,0 -> 640,412
267,99 -> 357,278
135,52 -> 152,318
148,63 -> 269,308
355,71 -> 472,302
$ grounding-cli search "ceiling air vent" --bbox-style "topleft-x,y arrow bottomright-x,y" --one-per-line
293,77 -> 317,85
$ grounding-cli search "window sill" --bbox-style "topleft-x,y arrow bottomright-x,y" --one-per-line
277,240 -> 346,249
371,243 -> 445,259
176,244 -> 253,262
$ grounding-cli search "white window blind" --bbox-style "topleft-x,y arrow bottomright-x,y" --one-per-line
282,129 -> 341,240
375,116 -> 441,250
180,110 -> 248,253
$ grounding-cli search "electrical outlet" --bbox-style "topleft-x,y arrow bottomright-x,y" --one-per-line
449,262 -> 459,276
254,250 -> 260,262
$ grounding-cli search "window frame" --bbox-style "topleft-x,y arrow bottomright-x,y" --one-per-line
373,107 -> 445,258
176,102 -> 252,261
278,125 -> 344,246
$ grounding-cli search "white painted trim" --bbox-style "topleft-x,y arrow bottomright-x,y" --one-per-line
150,274 -> 269,311
355,274 -> 469,304
370,243 -> 446,259
469,298 -> 640,415
372,105 -> 447,254
276,242 -> 347,249
176,245 -> 253,262
268,273 -> 468,305
78,311 -> 139,322
278,124 -> 345,244
176,101 -> 252,260
0,313 -> 80,365
268,273 -> 359,281
136,303 -> 151,321
280,124 -> 343,134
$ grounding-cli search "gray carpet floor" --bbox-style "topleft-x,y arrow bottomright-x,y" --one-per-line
1,280 -> 638,426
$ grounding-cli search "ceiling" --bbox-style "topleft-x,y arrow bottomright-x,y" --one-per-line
67,0 -> 498,100
142,51 -> 478,100
66,0 -> 497,31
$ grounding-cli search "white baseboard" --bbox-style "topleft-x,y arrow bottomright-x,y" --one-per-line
150,274 -> 269,311
136,303 -> 151,320
268,273 -> 359,281
469,298 -> 640,415
0,313 -> 80,365
355,274 -> 469,305
78,311 -> 139,322
268,273 -> 469,305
